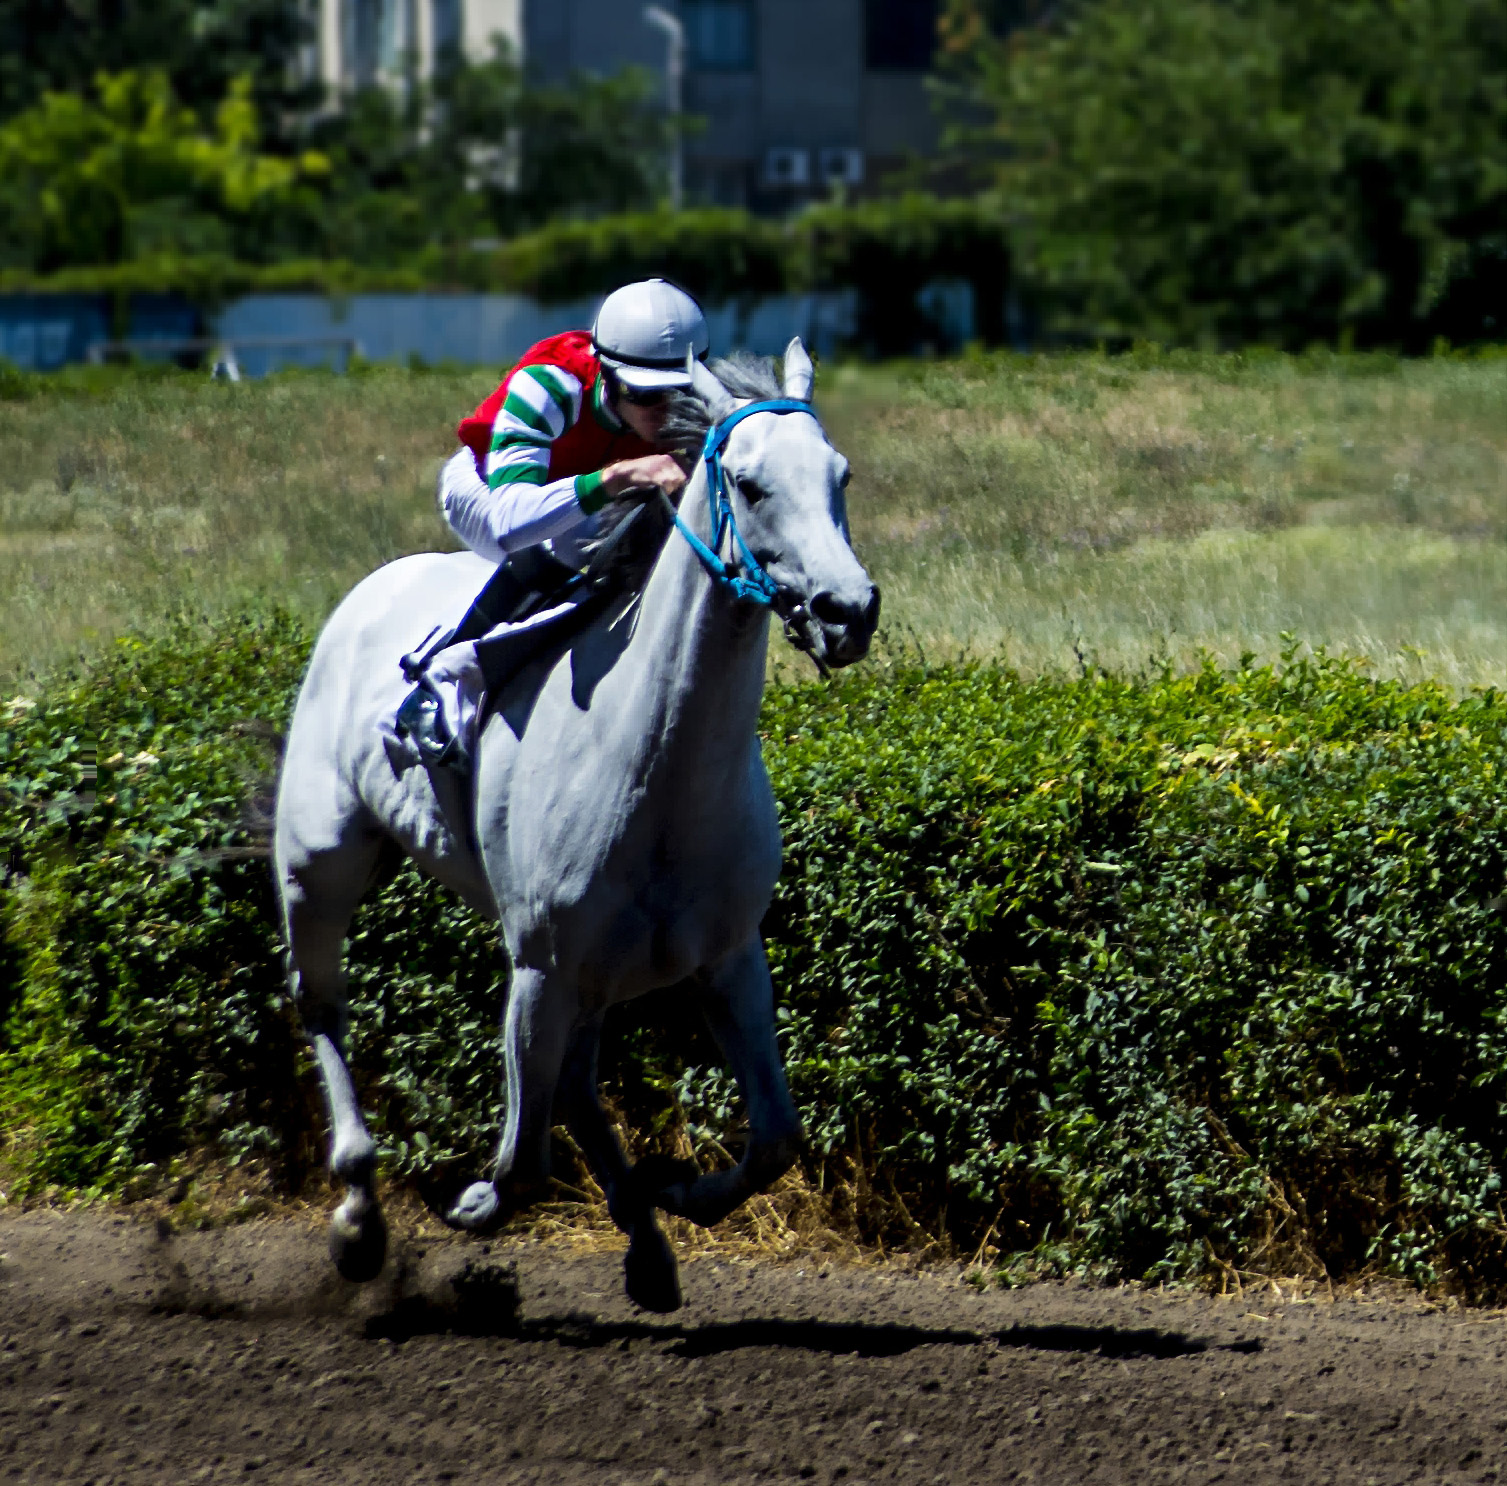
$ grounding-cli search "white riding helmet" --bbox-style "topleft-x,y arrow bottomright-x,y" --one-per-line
593,278 -> 710,392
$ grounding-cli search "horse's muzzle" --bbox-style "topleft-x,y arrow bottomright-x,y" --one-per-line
809,584 -> 881,667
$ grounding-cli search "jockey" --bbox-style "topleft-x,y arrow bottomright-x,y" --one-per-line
440,276 -> 703,568
394,278 -> 708,769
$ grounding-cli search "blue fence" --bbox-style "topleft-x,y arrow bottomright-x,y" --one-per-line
0,283 -> 980,376
0,294 -> 201,371
209,291 -> 870,374
0,295 -> 109,370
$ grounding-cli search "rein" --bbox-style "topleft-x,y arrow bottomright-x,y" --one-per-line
664,397 -> 833,679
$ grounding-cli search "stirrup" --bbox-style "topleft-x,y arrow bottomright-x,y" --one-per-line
394,682 -> 466,772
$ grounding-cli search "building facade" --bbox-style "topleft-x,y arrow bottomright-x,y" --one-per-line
317,0 -> 940,207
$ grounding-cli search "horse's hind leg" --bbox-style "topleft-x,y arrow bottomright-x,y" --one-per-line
275,820 -> 389,1283
557,1020 -> 684,1314
657,937 -> 802,1228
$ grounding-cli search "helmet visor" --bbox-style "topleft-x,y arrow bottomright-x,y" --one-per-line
599,355 -> 695,392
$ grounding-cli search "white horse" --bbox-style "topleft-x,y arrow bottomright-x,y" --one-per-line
273,342 -> 878,1311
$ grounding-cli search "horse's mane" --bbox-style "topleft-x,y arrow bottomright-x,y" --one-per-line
659,353 -> 783,455
578,354 -> 782,591
577,492 -> 673,590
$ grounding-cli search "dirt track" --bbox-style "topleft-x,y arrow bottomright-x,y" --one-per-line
2,1210 -> 1505,1484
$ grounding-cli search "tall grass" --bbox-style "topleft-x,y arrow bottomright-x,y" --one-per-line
2,349 -> 1504,686
0,363 -> 468,684
822,349 -> 1507,688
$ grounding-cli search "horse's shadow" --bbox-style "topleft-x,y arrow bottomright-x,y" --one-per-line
365,1302 -> 1260,1361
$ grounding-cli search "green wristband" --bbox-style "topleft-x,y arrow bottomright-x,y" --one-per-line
575,470 -> 608,514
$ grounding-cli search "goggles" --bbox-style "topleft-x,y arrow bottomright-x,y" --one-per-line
612,378 -> 675,408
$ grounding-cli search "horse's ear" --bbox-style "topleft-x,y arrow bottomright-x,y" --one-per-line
689,351 -> 736,421
782,337 -> 814,402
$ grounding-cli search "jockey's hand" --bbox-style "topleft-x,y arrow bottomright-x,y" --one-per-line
601,453 -> 688,502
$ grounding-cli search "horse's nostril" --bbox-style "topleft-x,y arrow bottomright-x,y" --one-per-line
810,591 -> 858,627
810,588 -> 881,631
808,592 -> 842,625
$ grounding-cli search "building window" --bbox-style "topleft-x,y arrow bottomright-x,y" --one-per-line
865,0 -> 938,71
343,0 -> 412,84
376,0 -> 406,73
688,160 -> 753,208
432,0 -> 462,64
343,0 -> 371,87
685,0 -> 756,72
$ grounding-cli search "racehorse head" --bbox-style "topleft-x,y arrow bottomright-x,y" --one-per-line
684,339 -> 880,669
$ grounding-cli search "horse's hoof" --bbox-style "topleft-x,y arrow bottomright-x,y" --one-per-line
628,1154 -> 701,1215
329,1201 -> 387,1283
623,1220 -> 682,1313
445,1180 -> 501,1233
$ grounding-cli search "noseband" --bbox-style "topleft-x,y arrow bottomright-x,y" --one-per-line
663,398 -> 834,677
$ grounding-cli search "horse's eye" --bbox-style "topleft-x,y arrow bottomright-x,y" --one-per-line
838,467 -> 852,489
737,475 -> 765,504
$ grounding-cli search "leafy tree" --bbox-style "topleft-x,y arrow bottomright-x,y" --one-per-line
941,0 -> 1507,348
0,0 -> 684,270
0,70 -> 328,271
0,0 -> 318,145
300,45 -> 683,263
0,41 -> 681,273
500,64 -> 681,226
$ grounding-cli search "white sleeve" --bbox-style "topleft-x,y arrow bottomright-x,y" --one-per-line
437,449 -> 592,563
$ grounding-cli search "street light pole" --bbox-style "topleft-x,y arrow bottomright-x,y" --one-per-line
644,5 -> 684,211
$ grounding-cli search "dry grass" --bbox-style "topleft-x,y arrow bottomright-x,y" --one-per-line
5,1128 -> 920,1276
823,350 -> 1507,687
0,366 -> 469,685
12,1148 -> 1469,1302
2,351 -> 1505,686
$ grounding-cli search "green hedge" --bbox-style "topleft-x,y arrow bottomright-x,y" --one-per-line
3,196 -> 1013,351
489,196 -> 1012,348
793,196 -> 1013,354
489,196 -> 1012,352
488,208 -> 789,306
0,254 -> 437,305
4,619 -> 1507,1290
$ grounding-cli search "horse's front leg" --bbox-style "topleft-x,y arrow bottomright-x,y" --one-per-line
557,1020 -> 686,1313
446,964 -> 573,1232
655,936 -> 803,1227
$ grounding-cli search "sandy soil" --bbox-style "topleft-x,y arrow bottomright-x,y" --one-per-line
2,1209 -> 1505,1484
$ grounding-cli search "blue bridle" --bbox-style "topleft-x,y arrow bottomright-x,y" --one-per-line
669,398 -> 818,608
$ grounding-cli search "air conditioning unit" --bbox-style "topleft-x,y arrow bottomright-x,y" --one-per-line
763,147 -> 810,188
818,147 -> 865,187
